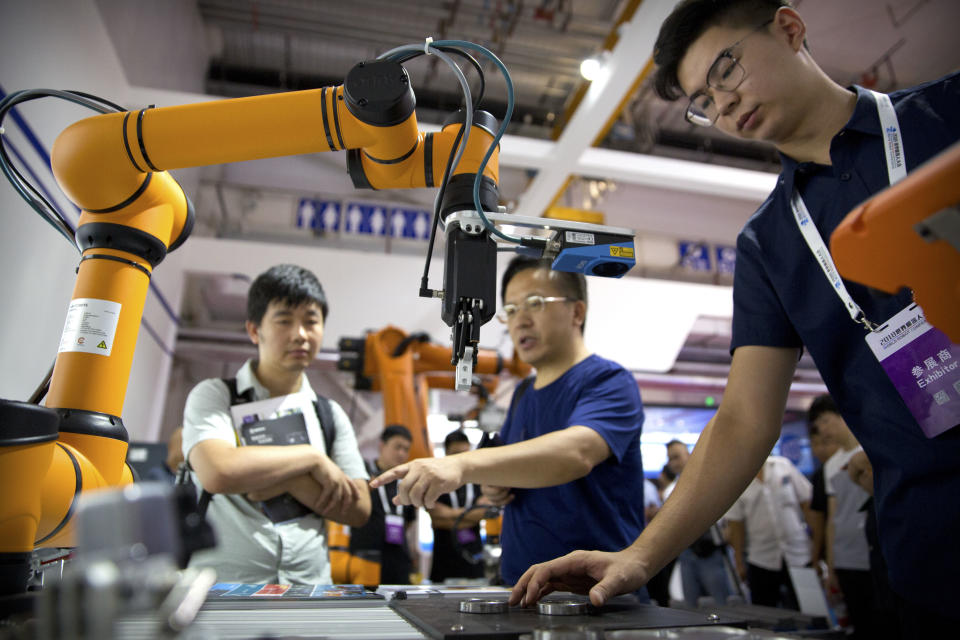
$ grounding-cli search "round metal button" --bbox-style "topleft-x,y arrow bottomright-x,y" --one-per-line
459,598 -> 509,614
537,600 -> 589,616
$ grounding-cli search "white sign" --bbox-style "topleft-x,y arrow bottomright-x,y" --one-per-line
58,298 -> 122,357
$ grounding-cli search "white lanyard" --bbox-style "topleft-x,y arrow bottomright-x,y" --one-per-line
377,484 -> 402,516
790,90 -> 906,331
370,459 -> 402,516
448,483 -> 474,510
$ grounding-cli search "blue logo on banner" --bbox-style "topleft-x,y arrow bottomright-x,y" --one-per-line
679,242 -> 712,272
297,199 -> 430,239
388,207 -> 432,239
343,203 -> 390,236
715,245 -> 736,274
297,198 -> 341,231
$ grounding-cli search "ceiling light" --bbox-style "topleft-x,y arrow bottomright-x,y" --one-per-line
580,57 -> 601,81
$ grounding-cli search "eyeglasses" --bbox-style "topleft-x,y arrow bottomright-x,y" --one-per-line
685,19 -> 773,127
496,295 -> 574,323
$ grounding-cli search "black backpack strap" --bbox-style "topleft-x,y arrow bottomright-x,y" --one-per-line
223,377 -> 255,405
508,376 -> 535,422
313,396 -> 337,455
480,376 -> 534,448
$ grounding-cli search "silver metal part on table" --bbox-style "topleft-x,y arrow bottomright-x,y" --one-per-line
537,600 -> 590,616
604,627 -> 804,639
458,598 -> 510,614
527,626 -> 605,639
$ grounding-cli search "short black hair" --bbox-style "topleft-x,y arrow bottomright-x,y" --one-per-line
381,424 -> 412,444
807,394 -> 839,426
666,439 -> 687,450
661,463 -> 676,482
500,256 -> 588,333
247,264 -> 329,325
652,0 -> 791,101
444,429 -> 470,451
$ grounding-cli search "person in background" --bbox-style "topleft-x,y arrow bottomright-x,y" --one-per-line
664,439 -> 731,607
349,425 -> 419,585
182,264 -> 369,584
642,471 -> 672,607
643,477 -> 662,527
807,418 -> 840,577
426,430 -> 495,583
725,455 -> 812,608
809,395 -> 890,639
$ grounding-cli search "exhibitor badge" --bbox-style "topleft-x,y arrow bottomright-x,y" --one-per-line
866,304 -> 960,438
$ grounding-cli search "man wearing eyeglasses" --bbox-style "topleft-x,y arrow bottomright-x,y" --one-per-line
510,0 -> 959,635
372,256 -> 646,588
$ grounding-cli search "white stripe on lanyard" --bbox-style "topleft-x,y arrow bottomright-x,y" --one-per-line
377,484 -> 402,516
370,459 -> 402,515
872,91 -> 908,184
790,90 -> 906,330
449,483 -> 474,510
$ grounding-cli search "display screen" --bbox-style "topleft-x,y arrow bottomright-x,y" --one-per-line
640,406 -> 813,478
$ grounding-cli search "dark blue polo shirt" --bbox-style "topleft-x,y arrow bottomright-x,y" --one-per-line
732,72 -> 960,615
498,355 -> 645,584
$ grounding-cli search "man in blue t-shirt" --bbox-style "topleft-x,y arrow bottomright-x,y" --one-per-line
372,256 -> 646,584
510,1 -> 959,635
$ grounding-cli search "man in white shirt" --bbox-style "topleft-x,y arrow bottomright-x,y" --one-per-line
726,455 -> 812,608
182,264 -> 370,584
809,395 -> 879,639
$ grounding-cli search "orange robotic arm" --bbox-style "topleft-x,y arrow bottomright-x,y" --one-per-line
0,53 -> 503,595
47,59 -> 499,418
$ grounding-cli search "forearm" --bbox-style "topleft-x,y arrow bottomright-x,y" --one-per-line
322,478 -> 371,527
458,427 -> 605,488
191,442 -> 322,494
278,475 -> 371,526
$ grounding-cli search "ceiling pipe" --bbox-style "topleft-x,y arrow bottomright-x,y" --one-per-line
513,0 -> 679,218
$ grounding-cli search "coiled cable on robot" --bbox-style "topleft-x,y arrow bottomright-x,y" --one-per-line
0,89 -> 124,246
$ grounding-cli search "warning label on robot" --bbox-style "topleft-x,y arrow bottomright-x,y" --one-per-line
58,298 -> 121,357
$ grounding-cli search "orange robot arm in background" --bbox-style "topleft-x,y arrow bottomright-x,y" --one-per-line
341,327 -> 530,461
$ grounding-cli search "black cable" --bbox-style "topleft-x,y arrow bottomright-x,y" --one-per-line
0,132 -> 74,244
0,89 -> 126,402
396,46 -> 485,108
0,89 -> 124,247
63,90 -> 126,113
419,122 -> 466,297
27,360 -> 55,404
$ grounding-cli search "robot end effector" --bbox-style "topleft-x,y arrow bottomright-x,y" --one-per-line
439,200 -> 637,390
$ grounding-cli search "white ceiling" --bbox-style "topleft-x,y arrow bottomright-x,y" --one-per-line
98,0 -> 960,247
